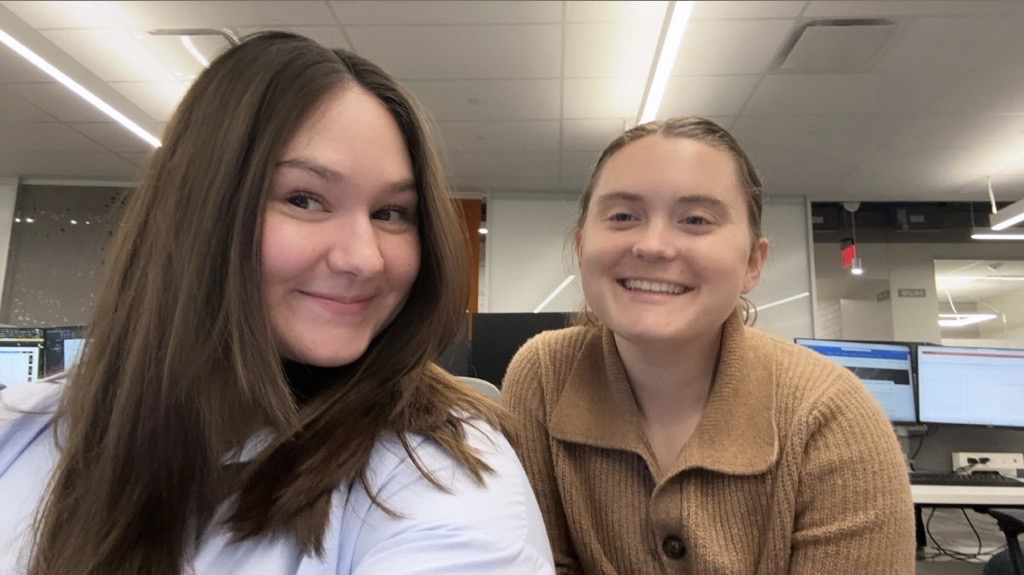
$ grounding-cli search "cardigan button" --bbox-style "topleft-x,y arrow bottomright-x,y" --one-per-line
662,535 -> 686,559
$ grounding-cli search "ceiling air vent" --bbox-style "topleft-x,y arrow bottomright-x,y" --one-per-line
775,19 -> 900,72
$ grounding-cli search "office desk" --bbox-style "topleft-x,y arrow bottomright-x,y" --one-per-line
913,484 -> 1024,507
912,484 -> 1024,548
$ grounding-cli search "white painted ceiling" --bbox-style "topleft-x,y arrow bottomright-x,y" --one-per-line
2,0 -> 1024,205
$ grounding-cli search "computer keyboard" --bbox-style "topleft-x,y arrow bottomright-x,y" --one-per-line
909,472 -> 1024,487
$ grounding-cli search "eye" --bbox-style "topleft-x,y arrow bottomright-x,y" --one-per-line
681,215 -> 708,226
608,212 -> 635,223
372,205 -> 412,223
286,192 -> 326,212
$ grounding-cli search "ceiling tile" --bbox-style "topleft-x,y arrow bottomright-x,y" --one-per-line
885,114 -> 1024,151
691,1 -> 806,20
0,123 -> 106,153
744,72 -> 957,115
0,44 -> 53,83
0,151 -> 139,179
331,1 -> 560,25
404,79 -> 560,121
70,122 -> 155,153
563,78 -> 645,120
672,19 -> 796,75
42,29 -> 177,82
347,25 -> 560,80
561,118 -> 629,151
561,150 -> 602,178
832,146 -> 974,199
96,1 -> 336,28
437,120 -> 560,153
804,0 -> 1024,18
454,175 -> 563,194
927,64 -> 1024,115
117,151 -> 153,169
5,83 -> 111,123
109,81 -> 188,123
0,85 -> 55,122
448,151 -> 560,179
659,75 -> 760,118
874,16 -> 1021,73
730,114 -> 911,150
746,147 -> 870,197
1,1 -> 120,28
565,1 -> 666,24
564,22 -> 660,79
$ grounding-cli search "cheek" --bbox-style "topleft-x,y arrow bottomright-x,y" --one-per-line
387,235 -> 421,291
260,216 -> 306,290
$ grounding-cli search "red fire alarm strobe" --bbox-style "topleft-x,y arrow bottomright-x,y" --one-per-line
841,239 -> 856,269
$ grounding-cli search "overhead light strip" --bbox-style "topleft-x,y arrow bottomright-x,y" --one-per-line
990,197 -> 1024,231
637,1 -> 695,124
756,292 -> 810,312
533,275 -> 576,313
938,313 -> 997,328
970,227 -> 1024,241
0,27 -> 161,148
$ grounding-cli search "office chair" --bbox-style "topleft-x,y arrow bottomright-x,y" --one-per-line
982,508 -> 1024,575
456,376 -> 502,403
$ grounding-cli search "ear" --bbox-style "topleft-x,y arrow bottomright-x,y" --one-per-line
741,237 -> 769,294
573,227 -> 583,262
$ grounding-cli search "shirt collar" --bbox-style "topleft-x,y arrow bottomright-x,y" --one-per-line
549,311 -> 778,476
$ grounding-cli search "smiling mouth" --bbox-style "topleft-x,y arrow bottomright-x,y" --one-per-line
618,279 -> 690,295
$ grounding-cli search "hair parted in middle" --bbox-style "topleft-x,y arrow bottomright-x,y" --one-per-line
573,115 -> 766,327
29,31 -> 498,575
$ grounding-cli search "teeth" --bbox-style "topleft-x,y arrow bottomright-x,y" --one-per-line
623,279 -> 685,294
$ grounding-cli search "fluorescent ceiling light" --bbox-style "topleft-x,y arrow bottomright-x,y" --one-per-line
938,313 -> 997,327
971,227 -> 1024,240
756,292 -> 810,312
533,275 -> 576,313
990,197 -> 1024,231
181,36 -> 209,68
0,27 -> 161,148
638,1 -> 695,124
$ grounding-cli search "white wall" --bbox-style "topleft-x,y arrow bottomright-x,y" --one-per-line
839,297 -> 893,341
749,197 -> 814,340
484,194 -> 583,313
0,177 -> 18,313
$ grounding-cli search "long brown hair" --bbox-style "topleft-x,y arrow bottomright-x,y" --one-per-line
574,115 -> 766,325
29,31 -> 499,575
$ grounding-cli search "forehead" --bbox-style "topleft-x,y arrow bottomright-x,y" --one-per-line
592,135 -> 745,207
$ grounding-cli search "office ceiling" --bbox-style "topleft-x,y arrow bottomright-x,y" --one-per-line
1,1 -> 1024,205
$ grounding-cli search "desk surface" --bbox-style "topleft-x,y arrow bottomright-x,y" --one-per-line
912,484 -> 1024,507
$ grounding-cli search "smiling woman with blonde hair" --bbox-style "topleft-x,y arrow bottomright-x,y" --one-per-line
504,116 -> 915,574
0,31 -> 552,575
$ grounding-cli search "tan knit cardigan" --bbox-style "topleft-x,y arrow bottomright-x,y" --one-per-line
503,313 -> 916,574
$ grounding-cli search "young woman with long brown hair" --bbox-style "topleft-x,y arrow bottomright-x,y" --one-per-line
0,32 -> 552,575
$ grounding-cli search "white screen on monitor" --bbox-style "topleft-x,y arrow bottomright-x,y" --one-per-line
795,339 -> 916,423
917,345 -> 1024,428
0,347 -> 40,388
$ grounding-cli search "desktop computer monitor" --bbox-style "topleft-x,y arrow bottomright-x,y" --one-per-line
43,325 -> 87,375
795,338 -> 917,424
0,327 -> 45,389
917,344 -> 1024,428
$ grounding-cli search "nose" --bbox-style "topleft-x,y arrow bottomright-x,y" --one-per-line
631,221 -> 677,261
325,216 -> 385,277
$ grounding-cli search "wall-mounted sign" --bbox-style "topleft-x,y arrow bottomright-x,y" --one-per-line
897,288 -> 927,298
877,290 -> 890,302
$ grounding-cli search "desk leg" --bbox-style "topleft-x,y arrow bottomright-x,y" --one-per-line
915,505 -> 926,548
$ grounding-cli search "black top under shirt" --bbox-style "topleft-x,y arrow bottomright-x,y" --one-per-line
282,360 -> 342,405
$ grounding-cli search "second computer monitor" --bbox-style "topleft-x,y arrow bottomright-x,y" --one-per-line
795,338 -> 917,424
917,345 -> 1024,429
43,325 -> 87,375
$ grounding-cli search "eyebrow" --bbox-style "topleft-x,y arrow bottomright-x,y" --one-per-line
595,191 -> 727,209
276,158 -> 416,194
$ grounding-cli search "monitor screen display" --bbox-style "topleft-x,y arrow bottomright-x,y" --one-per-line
43,326 -> 87,375
795,338 -> 917,424
917,345 -> 1024,428
0,327 -> 44,389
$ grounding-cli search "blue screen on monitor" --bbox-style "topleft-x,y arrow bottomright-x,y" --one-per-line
917,345 -> 1024,428
795,338 -> 917,424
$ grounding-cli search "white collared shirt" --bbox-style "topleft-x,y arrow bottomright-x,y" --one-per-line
0,381 -> 553,574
